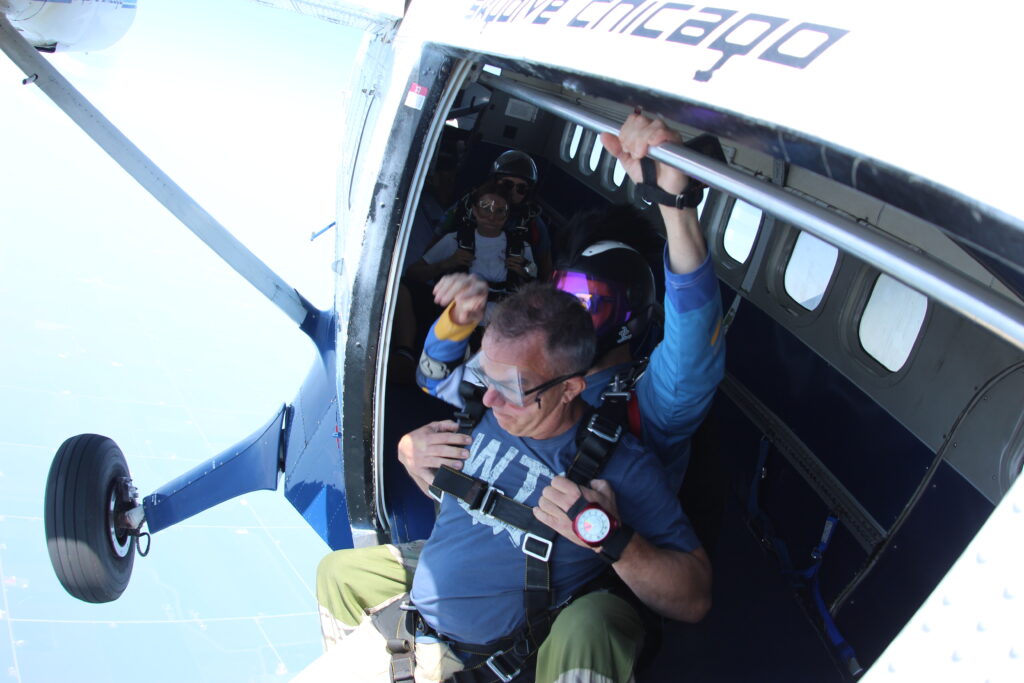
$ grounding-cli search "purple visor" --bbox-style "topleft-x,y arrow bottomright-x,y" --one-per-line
554,270 -> 631,337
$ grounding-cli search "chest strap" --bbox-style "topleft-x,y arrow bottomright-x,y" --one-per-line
433,464 -> 557,606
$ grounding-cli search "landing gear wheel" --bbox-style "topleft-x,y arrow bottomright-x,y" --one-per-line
44,434 -> 137,603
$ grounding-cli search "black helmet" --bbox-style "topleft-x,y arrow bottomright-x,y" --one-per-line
553,240 -> 656,358
491,150 -> 538,186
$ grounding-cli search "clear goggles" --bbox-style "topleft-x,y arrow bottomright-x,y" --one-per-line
465,351 -> 581,407
553,270 -> 631,337
474,199 -> 510,217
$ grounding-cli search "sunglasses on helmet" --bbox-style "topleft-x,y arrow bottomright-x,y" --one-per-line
498,178 -> 530,196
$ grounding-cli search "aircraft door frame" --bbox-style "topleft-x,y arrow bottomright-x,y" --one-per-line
332,39 -> 459,545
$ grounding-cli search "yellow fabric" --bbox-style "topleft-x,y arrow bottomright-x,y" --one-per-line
434,302 -> 477,342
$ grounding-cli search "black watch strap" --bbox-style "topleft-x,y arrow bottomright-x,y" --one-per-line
598,524 -> 635,564
637,157 -> 704,209
566,496 -> 589,521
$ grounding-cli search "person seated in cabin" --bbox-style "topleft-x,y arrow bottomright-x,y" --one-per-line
310,283 -> 711,683
416,111 -> 725,491
407,182 -> 538,295
392,152 -> 549,382
433,150 -> 553,283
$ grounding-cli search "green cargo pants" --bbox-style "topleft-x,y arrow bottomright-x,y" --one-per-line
308,542 -> 644,683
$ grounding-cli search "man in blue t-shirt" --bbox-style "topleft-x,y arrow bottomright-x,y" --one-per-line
311,284 -> 711,683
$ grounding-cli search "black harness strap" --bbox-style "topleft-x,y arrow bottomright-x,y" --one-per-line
455,381 -> 487,435
456,221 -> 475,254
429,381 -> 487,502
432,465 -> 557,573
429,464 -> 557,682
566,360 -> 648,485
373,599 -> 418,683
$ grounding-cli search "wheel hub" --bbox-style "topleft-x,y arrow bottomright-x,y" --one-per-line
107,477 -> 136,558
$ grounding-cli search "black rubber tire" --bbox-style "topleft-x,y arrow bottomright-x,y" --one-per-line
44,434 -> 135,603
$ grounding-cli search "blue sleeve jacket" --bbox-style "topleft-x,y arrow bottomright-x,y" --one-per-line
636,249 -> 724,488
416,248 -> 725,487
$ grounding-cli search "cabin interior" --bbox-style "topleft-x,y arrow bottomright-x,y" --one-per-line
373,55 -> 1024,681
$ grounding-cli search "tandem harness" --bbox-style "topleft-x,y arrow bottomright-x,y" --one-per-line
455,221 -> 530,300
394,361 -> 647,683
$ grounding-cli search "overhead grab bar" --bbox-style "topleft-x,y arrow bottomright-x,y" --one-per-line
482,73 -> 1024,354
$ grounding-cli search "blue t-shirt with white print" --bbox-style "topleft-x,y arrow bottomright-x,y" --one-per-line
409,409 -> 699,645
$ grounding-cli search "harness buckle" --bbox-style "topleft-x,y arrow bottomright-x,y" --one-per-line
600,390 -> 631,400
485,650 -> 519,683
522,532 -> 553,562
454,411 -> 476,433
586,413 -> 623,444
427,485 -> 444,504
477,484 -> 503,516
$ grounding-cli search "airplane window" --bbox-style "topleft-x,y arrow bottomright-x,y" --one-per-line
722,199 -> 762,263
612,159 -> 626,187
859,273 -> 928,372
569,124 -> 583,159
784,231 -> 839,310
588,136 -> 603,172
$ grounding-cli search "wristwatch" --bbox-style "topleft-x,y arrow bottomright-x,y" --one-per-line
637,157 -> 705,209
573,502 -> 617,546
572,503 -> 635,563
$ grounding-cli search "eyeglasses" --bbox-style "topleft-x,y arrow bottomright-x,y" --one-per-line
475,199 -> 510,217
466,351 -> 581,407
498,179 -> 530,196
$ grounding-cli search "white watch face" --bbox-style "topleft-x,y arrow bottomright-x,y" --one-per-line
575,507 -> 612,544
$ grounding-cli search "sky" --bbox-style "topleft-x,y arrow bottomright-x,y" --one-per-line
0,1 -> 364,680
